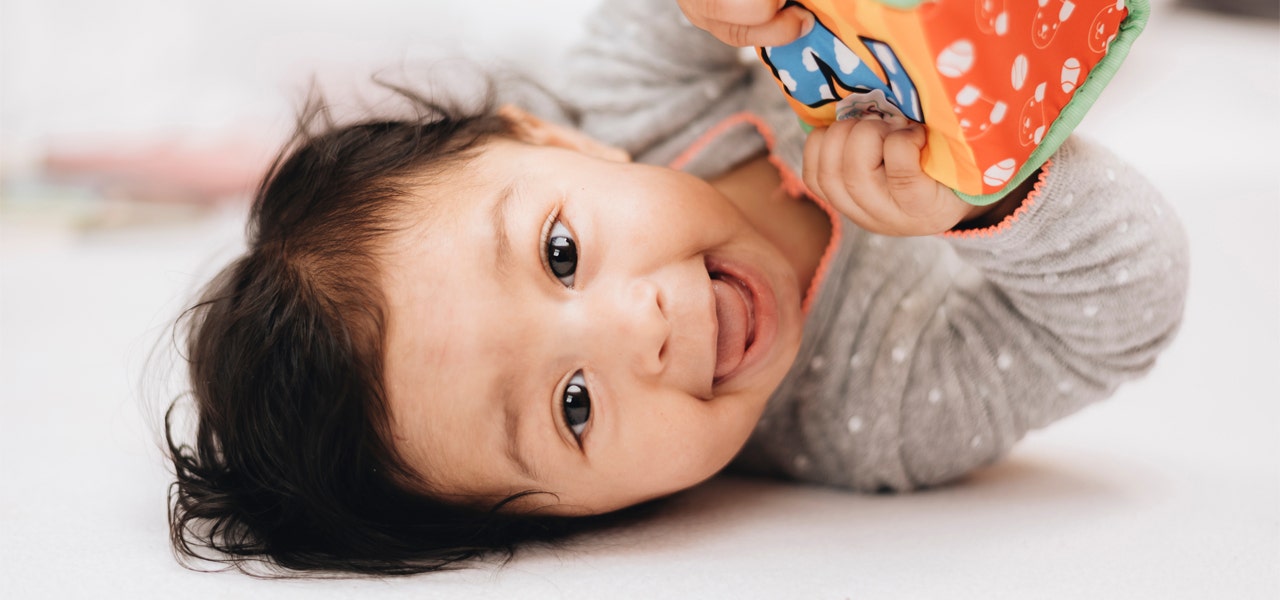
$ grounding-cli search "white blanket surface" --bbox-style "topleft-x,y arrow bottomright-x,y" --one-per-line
1,1 -> 1276,597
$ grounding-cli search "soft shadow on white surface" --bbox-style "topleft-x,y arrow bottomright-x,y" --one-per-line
2,1 -> 1277,598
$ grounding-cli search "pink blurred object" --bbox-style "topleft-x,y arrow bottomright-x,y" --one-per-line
41,135 -> 274,205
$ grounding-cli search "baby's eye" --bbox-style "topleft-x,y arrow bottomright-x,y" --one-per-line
546,220 -> 577,287
562,371 -> 590,440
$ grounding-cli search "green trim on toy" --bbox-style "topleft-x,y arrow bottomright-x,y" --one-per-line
874,0 -> 928,8
958,0 -> 1150,205
790,0 -> 1149,205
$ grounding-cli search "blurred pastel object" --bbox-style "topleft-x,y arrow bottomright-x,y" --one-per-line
759,0 -> 1148,205
42,135 -> 270,205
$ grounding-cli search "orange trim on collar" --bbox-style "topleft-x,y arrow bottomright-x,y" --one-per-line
942,160 -> 1052,240
666,112 -> 842,314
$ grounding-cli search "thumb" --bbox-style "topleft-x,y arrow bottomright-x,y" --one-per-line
882,124 -> 927,193
882,124 -> 945,218
707,6 -> 814,47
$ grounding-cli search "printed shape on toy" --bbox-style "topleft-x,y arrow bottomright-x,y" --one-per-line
1032,0 -> 1076,49
1019,82 -> 1049,146
976,0 -> 1009,36
1089,1 -> 1126,53
760,14 -> 924,124
758,0 -> 1148,205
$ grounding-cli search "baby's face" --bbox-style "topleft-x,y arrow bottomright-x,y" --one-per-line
381,119 -> 807,515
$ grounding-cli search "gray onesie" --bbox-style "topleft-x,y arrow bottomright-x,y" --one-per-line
564,0 -> 1189,492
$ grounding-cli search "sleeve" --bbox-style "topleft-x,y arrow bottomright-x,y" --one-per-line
887,135 -> 1190,488
739,135 -> 1190,492
561,0 -> 756,164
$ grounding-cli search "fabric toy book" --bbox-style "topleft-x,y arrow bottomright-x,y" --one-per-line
758,0 -> 1148,205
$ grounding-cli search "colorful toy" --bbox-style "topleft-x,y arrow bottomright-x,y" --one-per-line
759,0 -> 1148,205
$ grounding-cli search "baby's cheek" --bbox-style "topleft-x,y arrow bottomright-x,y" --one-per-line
707,392 -> 769,451
657,410 -> 733,473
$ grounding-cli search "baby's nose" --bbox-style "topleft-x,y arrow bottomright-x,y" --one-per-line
603,278 -> 669,378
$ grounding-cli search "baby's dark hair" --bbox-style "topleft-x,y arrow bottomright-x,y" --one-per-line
165,82 -> 629,576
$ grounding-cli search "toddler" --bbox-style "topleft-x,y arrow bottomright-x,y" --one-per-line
166,0 -> 1189,575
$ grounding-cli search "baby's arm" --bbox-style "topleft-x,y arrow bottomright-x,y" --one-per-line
919,140 -> 1186,487
566,0 -> 758,163
822,137 -> 1189,491
739,137 -> 1189,492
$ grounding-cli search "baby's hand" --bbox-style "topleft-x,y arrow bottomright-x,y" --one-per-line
676,0 -> 813,47
802,119 -> 998,237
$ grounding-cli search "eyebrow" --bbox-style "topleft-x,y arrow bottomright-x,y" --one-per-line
491,182 -> 519,275
500,371 -> 540,483
489,181 -> 542,483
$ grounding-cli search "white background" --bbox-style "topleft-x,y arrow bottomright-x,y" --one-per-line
2,1 -> 1277,598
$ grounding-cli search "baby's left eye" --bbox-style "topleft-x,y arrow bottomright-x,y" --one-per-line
546,220 -> 577,287
562,371 -> 590,439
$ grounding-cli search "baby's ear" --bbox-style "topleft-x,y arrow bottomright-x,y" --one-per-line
498,105 -> 630,163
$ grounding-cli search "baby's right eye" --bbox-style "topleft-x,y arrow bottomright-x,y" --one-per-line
562,371 -> 591,442
545,220 -> 577,287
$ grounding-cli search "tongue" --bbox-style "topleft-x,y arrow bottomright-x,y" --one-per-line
712,279 -> 748,379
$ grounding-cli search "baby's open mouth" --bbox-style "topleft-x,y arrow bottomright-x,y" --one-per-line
710,270 -> 756,381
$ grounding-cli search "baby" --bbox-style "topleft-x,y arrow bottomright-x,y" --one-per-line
166,0 -> 1189,575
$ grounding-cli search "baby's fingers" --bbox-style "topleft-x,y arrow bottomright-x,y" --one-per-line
679,0 -> 782,25
804,118 -> 969,236
803,120 -> 876,228
679,0 -> 812,47
840,119 -> 958,233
